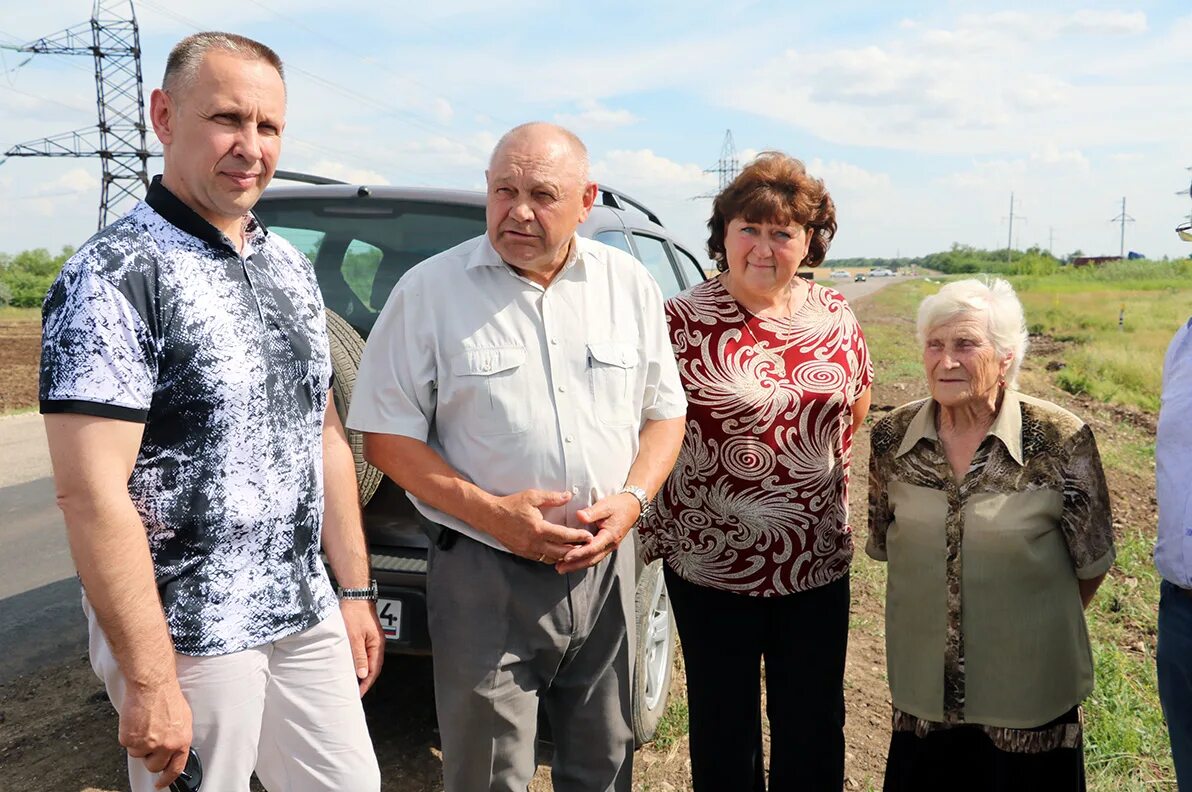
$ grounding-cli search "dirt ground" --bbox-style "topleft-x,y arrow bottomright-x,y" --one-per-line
0,320 -> 40,414
0,314 -> 1160,791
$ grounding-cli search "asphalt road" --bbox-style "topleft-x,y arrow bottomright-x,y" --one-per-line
0,412 -> 85,684
0,272 -> 899,685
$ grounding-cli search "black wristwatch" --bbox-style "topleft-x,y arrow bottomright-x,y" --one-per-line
337,579 -> 378,601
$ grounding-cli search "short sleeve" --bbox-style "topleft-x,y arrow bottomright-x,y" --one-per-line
844,299 -> 873,403
1060,424 -> 1116,579
346,277 -> 438,439
854,325 -> 873,401
39,265 -> 157,423
639,276 -> 687,422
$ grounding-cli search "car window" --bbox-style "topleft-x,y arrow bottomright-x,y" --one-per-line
271,226 -> 325,261
672,244 -> 708,287
630,233 -> 683,299
256,198 -> 487,337
594,229 -> 633,255
342,240 -> 384,308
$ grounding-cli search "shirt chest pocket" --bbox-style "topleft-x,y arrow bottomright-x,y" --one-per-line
451,346 -> 530,436
587,341 -> 640,428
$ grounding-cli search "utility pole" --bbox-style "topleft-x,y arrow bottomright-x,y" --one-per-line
1048,226 -> 1054,256
693,130 -> 739,200
1003,193 -> 1025,265
1110,197 -> 1135,260
3,1 -> 157,229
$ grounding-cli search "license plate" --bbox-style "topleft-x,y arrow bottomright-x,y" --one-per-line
376,598 -> 402,641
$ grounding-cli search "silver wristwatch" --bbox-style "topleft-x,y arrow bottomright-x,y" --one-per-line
619,485 -> 651,526
337,579 -> 378,601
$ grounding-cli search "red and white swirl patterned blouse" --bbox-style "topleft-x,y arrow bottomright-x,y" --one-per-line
642,276 -> 872,596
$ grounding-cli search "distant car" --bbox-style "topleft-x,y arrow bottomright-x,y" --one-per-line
854,273 -> 867,282
829,270 -> 850,279
870,268 -> 895,277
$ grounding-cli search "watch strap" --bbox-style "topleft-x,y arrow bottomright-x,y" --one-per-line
618,485 -> 651,526
337,579 -> 378,601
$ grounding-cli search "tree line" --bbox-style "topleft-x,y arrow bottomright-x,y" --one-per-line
0,247 -> 75,308
0,242 -> 1182,309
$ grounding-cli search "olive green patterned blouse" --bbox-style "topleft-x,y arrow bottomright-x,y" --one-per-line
867,389 -> 1115,731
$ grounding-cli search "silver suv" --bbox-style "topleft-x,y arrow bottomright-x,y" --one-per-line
253,172 -> 706,743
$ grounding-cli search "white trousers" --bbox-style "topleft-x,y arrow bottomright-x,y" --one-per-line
85,596 -> 380,792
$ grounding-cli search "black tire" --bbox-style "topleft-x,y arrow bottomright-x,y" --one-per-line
631,559 -> 677,745
325,308 -> 382,506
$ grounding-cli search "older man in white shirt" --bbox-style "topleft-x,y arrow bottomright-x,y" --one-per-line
348,122 -> 687,792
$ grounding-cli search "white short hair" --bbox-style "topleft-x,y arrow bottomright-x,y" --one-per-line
916,277 -> 1030,388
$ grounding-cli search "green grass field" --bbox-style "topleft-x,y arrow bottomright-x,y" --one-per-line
862,271 -> 1180,789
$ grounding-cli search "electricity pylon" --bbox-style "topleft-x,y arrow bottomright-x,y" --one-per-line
693,130 -> 739,200
3,1 -> 157,229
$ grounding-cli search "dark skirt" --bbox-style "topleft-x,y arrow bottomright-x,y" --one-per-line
882,706 -> 1085,792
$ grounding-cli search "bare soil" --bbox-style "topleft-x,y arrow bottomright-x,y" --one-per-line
0,314 -> 1159,791
0,320 -> 39,415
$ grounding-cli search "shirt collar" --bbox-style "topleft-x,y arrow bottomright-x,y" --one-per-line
469,233 -> 584,279
895,389 -> 1025,466
145,175 -> 268,255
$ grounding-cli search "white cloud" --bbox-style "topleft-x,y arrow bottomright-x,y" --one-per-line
592,149 -> 713,194
303,160 -> 389,185
717,8 -> 1185,158
555,100 -> 639,130
1063,10 -> 1147,36
807,159 -> 893,194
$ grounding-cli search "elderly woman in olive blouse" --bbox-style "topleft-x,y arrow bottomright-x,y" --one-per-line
867,277 -> 1115,792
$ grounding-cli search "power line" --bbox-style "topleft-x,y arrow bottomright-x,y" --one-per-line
2,1 -> 156,229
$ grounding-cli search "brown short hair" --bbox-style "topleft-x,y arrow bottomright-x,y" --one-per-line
707,152 -> 837,271
163,32 -> 284,96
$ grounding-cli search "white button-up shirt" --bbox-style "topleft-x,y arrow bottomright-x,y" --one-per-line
347,233 -> 687,552
1156,318 -> 1192,586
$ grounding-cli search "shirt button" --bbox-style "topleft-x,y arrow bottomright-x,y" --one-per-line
558,385 -> 566,393
565,435 -> 574,443
550,338 -> 559,346
572,486 -> 580,494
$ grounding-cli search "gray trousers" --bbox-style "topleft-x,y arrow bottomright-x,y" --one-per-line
427,532 -> 635,792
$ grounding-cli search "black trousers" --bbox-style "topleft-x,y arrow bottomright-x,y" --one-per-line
664,565 -> 850,792
882,707 -> 1085,792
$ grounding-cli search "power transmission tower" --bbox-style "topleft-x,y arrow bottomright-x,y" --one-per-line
1109,197 -> 1135,259
3,1 -> 157,230
693,130 -> 739,199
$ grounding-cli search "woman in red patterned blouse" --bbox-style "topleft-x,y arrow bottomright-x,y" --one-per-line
641,152 -> 872,791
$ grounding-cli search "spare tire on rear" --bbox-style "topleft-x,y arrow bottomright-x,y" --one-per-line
325,308 -> 382,506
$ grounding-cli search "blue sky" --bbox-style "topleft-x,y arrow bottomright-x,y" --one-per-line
1,0 -> 1190,262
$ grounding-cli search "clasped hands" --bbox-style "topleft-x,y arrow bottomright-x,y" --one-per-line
488,488 -> 641,573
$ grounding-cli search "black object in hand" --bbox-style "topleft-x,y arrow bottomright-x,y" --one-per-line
168,748 -> 203,792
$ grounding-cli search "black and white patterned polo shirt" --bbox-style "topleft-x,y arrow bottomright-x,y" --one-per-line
40,177 -> 338,656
